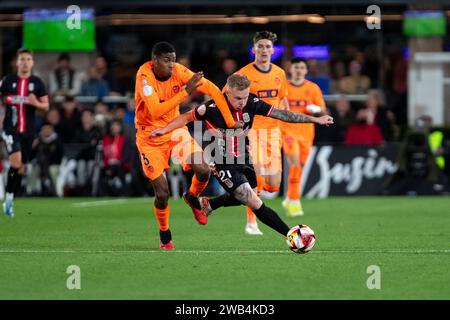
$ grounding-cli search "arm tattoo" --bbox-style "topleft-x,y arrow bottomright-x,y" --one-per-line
269,108 -> 315,123
232,183 -> 254,205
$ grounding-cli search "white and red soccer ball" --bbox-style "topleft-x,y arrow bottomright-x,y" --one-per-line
286,224 -> 316,254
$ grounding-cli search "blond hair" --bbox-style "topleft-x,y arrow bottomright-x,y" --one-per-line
226,74 -> 251,90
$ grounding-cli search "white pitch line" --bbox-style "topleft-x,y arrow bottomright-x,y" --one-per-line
71,198 -> 150,208
0,249 -> 449,254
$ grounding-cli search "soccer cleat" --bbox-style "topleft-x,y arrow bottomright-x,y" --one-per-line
183,191 -> 208,225
200,197 -> 213,216
284,199 -> 304,217
245,222 -> 263,235
3,199 -> 14,218
159,240 -> 175,250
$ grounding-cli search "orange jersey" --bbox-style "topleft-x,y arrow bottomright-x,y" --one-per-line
236,63 -> 288,129
283,79 -> 325,134
135,61 -> 235,141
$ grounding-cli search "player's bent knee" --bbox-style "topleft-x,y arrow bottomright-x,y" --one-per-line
193,164 -> 210,181
248,196 -> 263,211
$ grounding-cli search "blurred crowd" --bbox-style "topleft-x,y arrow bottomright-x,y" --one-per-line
0,45 -> 448,197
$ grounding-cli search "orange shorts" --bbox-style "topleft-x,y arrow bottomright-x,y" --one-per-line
282,126 -> 314,165
248,127 -> 282,176
136,127 -> 203,181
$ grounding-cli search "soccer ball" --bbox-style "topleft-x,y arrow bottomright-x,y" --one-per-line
286,224 -> 316,254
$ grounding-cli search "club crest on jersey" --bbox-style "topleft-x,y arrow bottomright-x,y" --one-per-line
274,77 -> 281,85
173,85 -> 180,93
243,113 -> 250,123
28,83 -> 34,92
12,83 -> 16,89
142,80 -> 153,96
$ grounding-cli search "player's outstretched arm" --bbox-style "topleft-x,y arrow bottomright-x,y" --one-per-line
182,69 -> 238,129
150,111 -> 195,138
269,108 -> 334,126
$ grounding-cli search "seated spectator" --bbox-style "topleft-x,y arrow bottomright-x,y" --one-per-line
315,95 -> 354,144
58,95 -> 81,143
305,59 -> 330,94
213,58 -> 238,88
93,101 -> 112,135
29,124 -> 63,196
48,53 -> 84,97
101,120 -> 132,196
95,56 -> 118,94
73,109 -> 102,194
80,66 -> 110,98
344,108 -> 384,146
338,60 -> 371,94
123,98 -> 136,141
45,108 -> 64,139
366,89 -> 396,141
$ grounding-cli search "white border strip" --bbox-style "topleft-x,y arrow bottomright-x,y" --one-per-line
0,249 -> 449,254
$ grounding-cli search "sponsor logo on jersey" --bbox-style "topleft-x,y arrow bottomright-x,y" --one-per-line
257,89 -> 278,99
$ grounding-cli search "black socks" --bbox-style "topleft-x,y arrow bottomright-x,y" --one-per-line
160,229 -> 172,244
253,203 -> 290,236
6,167 -> 21,195
209,193 -> 242,210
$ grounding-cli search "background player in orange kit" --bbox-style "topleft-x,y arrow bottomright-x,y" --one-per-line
281,58 -> 326,217
234,31 -> 289,235
135,42 -> 241,250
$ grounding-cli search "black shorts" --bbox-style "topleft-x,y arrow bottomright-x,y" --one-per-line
1,131 -> 33,164
212,162 -> 257,193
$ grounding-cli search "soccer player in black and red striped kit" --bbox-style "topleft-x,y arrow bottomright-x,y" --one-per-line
151,74 -> 333,240
0,48 -> 49,217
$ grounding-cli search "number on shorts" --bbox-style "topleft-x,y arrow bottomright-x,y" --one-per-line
141,153 -> 150,166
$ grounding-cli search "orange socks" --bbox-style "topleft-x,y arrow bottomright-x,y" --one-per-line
246,175 -> 265,224
189,175 -> 208,197
154,204 -> 170,231
263,183 -> 280,193
287,165 -> 302,201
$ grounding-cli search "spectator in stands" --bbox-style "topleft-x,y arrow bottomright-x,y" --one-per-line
123,98 -> 136,141
213,58 -> 238,88
338,60 -> 371,94
48,53 -> 84,97
74,109 -> 102,194
316,95 -> 354,143
101,120 -> 131,196
366,89 -> 396,141
95,56 -> 118,94
330,59 -> 346,93
45,108 -> 63,139
93,101 -> 112,135
344,107 -> 384,146
29,123 -> 63,196
58,96 -> 81,143
80,66 -> 110,98
305,59 -> 330,94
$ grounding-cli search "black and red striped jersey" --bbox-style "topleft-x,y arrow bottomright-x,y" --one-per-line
0,74 -> 47,135
192,93 -> 273,164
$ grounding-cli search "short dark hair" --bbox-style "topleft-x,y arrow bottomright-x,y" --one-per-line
151,42 -> 176,57
291,57 -> 308,67
58,53 -> 71,62
253,31 -> 277,45
17,48 -> 33,56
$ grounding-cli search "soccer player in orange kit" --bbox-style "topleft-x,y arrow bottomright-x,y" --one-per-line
135,42 -> 241,250
282,58 -> 326,217
234,31 -> 289,235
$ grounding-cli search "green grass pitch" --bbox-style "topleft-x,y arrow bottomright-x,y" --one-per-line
0,196 -> 449,299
